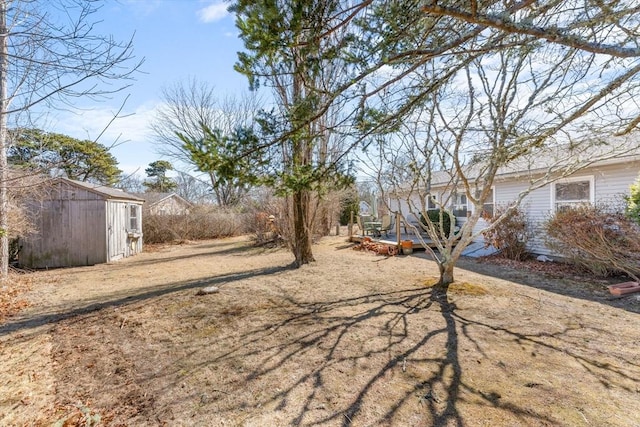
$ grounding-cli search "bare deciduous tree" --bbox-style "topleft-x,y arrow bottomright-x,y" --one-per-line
173,170 -> 214,204
365,41 -> 640,288
150,78 -> 261,206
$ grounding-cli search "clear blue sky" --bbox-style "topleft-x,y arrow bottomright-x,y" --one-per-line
52,0 -> 249,177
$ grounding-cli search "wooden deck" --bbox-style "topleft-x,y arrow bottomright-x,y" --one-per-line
348,212 -> 441,250
349,231 -> 436,249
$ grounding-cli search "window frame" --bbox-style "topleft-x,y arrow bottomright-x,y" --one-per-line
451,191 -> 468,218
551,176 -> 594,212
481,187 -> 495,218
426,192 -> 439,211
128,203 -> 140,232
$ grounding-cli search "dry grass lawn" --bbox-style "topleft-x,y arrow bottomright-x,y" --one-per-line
1,235 -> 639,426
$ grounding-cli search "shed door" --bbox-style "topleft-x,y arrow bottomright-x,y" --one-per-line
107,202 -> 126,261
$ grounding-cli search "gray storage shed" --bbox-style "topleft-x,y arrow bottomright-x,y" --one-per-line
20,178 -> 144,268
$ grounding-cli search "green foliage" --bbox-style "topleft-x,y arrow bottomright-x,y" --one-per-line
178,124 -> 267,205
625,173 -> 640,225
419,209 -> 454,238
339,190 -> 359,226
8,128 -> 121,184
232,1 -> 357,196
143,160 -> 177,192
145,160 -> 173,177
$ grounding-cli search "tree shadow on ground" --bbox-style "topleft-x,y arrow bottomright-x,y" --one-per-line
122,282 -> 638,426
454,256 -> 640,314
16,238 -> 639,425
21,239 -> 264,279
0,264 -> 291,337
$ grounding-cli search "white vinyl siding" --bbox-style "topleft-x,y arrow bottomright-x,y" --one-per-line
592,162 -> 639,205
493,181 -> 551,254
389,159 -> 639,256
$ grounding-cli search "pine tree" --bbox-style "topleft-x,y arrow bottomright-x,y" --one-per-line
143,160 -> 177,193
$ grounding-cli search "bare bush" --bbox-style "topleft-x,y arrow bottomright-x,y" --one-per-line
315,190 -> 346,236
142,205 -> 246,244
243,211 -> 280,246
9,174 -> 56,263
482,205 -> 531,261
241,189 -> 287,246
544,205 -> 640,281
8,184 -> 36,240
238,187 -> 346,248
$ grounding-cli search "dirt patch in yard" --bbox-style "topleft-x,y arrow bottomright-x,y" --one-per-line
1,235 -> 639,426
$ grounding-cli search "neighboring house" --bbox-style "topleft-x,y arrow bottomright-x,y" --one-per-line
389,141 -> 640,255
20,178 -> 144,268
132,192 -> 192,215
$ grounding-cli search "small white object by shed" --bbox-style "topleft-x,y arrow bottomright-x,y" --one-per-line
20,178 -> 144,268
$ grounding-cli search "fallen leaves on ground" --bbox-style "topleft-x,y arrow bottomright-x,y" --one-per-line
0,272 -> 33,323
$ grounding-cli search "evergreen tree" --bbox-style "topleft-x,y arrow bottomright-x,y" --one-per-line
143,160 -> 178,193
9,128 -> 121,184
626,173 -> 640,225
232,0 -> 356,266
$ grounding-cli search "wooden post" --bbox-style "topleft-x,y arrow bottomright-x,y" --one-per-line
395,211 -> 401,249
335,224 -> 340,236
348,211 -> 354,238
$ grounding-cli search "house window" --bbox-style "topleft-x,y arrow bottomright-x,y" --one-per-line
452,193 -> 468,217
553,177 -> 593,211
128,205 -> 139,231
482,188 -> 495,218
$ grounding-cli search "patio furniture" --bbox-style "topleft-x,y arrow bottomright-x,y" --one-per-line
365,220 -> 382,237
376,214 -> 393,237
357,215 -> 376,236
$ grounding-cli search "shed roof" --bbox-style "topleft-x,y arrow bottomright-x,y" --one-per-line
59,178 -> 145,201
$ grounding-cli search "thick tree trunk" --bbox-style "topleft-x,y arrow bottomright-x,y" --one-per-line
435,259 -> 455,291
319,205 -> 330,236
0,1 -> 8,279
292,188 -> 315,266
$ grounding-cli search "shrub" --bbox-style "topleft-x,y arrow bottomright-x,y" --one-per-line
241,189 -> 287,246
544,205 -> 640,281
625,173 -> 640,225
419,209 -> 454,238
243,210 -> 282,246
142,205 -> 246,244
481,205 -> 531,261
339,192 -> 359,226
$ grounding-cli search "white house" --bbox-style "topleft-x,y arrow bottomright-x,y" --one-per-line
132,192 -> 193,216
389,140 -> 640,255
